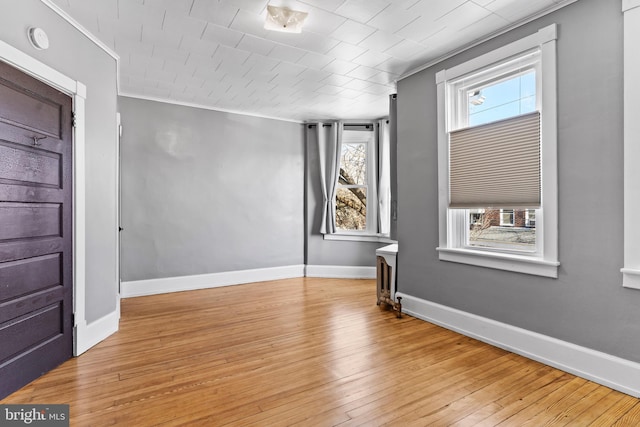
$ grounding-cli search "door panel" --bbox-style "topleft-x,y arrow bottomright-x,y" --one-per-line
0,60 -> 73,399
0,254 -> 61,301
0,141 -> 62,187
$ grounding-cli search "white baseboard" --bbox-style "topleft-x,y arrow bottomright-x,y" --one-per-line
74,306 -> 120,356
305,265 -> 376,279
396,292 -> 640,398
121,264 -> 306,298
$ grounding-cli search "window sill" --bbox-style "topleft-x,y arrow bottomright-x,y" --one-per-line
621,268 -> 640,290
324,233 -> 396,244
437,247 -> 559,278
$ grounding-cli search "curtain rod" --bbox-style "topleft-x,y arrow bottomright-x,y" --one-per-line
307,123 -> 375,129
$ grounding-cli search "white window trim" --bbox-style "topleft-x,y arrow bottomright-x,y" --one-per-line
622,1 -> 640,289
435,24 -> 559,278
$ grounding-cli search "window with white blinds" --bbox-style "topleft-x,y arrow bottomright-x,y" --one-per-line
435,24 -> 559,278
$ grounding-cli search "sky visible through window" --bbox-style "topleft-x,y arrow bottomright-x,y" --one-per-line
468,70 -> 536,127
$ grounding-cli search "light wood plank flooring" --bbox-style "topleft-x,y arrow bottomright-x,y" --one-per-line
2,277 -> 639,426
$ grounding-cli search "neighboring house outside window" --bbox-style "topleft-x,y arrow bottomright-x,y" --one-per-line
436,24 -> 559,278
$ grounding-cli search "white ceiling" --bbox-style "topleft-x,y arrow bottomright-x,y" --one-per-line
50,0 -> 574,122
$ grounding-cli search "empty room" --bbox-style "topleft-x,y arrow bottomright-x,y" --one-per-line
1,0 -> 640,425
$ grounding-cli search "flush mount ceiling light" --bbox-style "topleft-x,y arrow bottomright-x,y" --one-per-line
264,5 -> 308,33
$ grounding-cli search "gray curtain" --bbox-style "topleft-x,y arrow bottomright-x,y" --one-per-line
311,121 -> 341,234
377,120 -> 391,235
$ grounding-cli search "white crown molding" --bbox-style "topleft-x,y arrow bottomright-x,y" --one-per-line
397,292 -> 640,398
39,0 -> 119,61
118,93 -> 305,124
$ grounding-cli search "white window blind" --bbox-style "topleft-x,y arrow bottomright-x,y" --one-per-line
449,111 -> 541,209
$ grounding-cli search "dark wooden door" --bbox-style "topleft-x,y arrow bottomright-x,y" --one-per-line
0,60 -> 73,399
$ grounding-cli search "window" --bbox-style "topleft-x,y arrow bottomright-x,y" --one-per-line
332,124 -> 390,238
435,24 -> 559,278
500,209 -> 515,227
336,135 -> 371,231
526,209 -> 536,228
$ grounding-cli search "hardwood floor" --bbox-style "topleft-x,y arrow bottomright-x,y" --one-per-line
2,277 -> 639,426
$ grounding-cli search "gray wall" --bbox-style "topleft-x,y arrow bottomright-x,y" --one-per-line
119,97 -> 304,281
305,124 -> 388,266
397,0 -> 640,362
0,0 -> 119,323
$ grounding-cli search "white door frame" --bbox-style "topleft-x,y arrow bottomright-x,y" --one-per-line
0,40 -> 89,356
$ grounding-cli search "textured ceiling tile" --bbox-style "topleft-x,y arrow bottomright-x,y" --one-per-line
346,65 -> 380,80
179,36 -> 219,57
117,1 -> 164,31
243,53 -> 281,72
97,17 -> 142,42
141,26 -> 182,49
330,19 -> 376,45
162,13 -> 207,40
302,6 -> 348,36
366,7 -> 420,34
114,38 -> 154,56
352,50 -> 391,68
326,42 -> 368,62
334,0 -> 390,23
173,74 -> 206,88
394,16 -> 446,43
243,67 -> 279,83
142,0 -> 194,14
229,8 -> 269,39
190,0 -> 239,27
408,0 -> 467,20
185,52 -> 221,70
342,78 -> 372,91
321,73 -> 354,86
296,52 -> 335,70
357,30 -> 403,53
153,45 -> 190,64
383,38 -> 428,60
298,0 -> 347,12
68,0 -> 117,20
291,32 -> 340,55
297,68 -> 333,82
271,61 -> 308,77
268,44 -> 308,63
201,24 -> 245,48
219,0 -> 269,14
120,64 -> 145,78
129,53 -> 165,69
316,84 -> 345,95
485,0 -> 557,21
436,1 -> 492,30
236,34 -> 277,56
322,58 -> 360,75
338,87 -> 365,99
